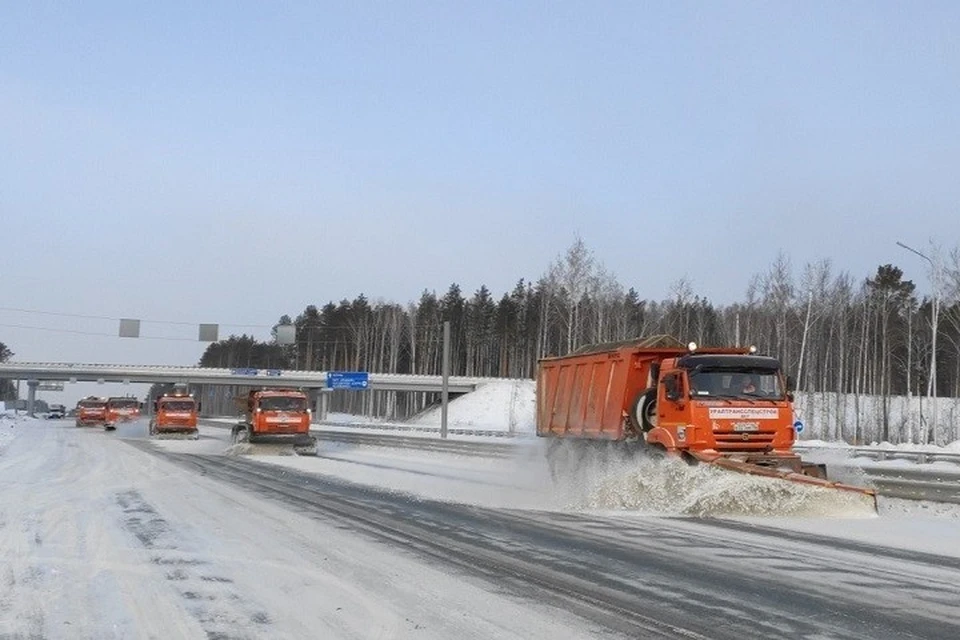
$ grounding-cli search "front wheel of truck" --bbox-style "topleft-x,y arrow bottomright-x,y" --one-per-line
630,388 -> 658,432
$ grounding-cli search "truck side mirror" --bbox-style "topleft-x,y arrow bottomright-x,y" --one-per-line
785,375 -> 795,392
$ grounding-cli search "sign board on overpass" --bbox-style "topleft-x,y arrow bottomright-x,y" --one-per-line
230,368 -> 283,377
326,371 -> 369,390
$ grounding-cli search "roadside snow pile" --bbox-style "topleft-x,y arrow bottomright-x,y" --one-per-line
409,379 -> 535,433
0,412 -> 30,452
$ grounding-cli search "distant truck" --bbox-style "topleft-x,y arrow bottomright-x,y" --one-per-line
232,389 -> 317,455
75,397 -> 108,428
150,389 -> 199,440
536,336 -> 875,506
105,397 -> 141,428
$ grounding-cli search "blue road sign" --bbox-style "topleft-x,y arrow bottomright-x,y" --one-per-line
794,420 -> 804,434
231,368 -> 259,376
326,371 -> 369,390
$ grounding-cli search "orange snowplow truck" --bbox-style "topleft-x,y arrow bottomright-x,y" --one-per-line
232,389 -> 317,455
536,336 -> 876,507
75,397 -> 108,427
150,390 -> 199,440
105,396 -> 141,428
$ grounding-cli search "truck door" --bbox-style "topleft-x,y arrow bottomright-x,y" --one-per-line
658,372 -> 684,427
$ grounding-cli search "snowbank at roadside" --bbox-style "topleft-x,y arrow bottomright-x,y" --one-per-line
408,380 -> 535,434
0,412 -> 34,452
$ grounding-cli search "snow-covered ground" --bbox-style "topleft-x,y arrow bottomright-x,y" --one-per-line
6,415 -> 960,636
279,446 -> 958,557
0,419 -> 616,639
794,439 -> 960,485
172,425 -> 960,559
150,425 -> 960,636
0,411 -> 30,452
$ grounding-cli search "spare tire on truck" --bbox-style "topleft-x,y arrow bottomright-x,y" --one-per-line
630,388 -> 658,432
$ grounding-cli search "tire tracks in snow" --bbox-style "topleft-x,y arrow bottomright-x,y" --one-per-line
127,442 -> 960,640
136,445 -> 700,640
112,489 -> 273,640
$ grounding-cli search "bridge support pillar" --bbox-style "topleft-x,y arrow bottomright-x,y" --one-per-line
26,379 -> 39,417
314,390 -> 329,422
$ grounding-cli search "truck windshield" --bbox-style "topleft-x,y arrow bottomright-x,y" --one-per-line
109,399 -> 139,409
161,400 -> 194,412
688,369 -> 783,399
79,402 -> 106,409
259,397 -> 307,412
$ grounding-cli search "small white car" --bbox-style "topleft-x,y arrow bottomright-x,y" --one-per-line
46,405 -> 66,419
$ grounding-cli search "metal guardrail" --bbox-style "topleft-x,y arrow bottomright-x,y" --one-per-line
201,417 -> 528,439
860,467 -> 960,504
317,420 -> 528,439
794,443 -> 960,465
313,431 -> 520,458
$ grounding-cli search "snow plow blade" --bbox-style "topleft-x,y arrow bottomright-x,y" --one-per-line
232,426 -> 318,456
690,450 -> 878,513
250,435 -> 318,456
153,430 -> 200,440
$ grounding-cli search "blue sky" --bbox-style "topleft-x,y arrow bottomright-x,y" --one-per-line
2,1 -> 959,392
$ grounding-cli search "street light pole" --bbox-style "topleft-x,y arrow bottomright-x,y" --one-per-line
896,241 -> 940,444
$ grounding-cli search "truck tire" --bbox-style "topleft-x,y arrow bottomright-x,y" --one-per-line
232,424 -> 250,444
630,388 -> 658,432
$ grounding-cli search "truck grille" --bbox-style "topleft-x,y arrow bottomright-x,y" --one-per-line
714,431 -> 776,451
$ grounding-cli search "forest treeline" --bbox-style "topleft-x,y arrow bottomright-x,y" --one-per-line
196,239 -> 960,430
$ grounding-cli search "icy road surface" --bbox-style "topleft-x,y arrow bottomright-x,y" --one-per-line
5,417 -> 960,639
0,418 -> 613,639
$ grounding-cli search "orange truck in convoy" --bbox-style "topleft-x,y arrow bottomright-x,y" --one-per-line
232,388 -> 317,455
75,397 -> 108,427
536,336 -> 876,507
150,389 -> 200,440
105,396 -> 141,428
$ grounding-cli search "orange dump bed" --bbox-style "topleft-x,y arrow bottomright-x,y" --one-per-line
537,346 -> 685,440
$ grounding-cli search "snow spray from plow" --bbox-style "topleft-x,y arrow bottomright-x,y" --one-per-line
562,454 -> 878,518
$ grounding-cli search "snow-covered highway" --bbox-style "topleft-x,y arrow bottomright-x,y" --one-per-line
3,415 -> 960,639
